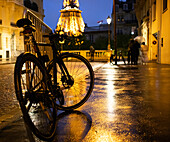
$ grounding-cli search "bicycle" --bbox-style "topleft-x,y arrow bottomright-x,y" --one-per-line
14,18 -> 94,141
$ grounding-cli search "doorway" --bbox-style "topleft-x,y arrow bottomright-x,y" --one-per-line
6,51 -> 9,59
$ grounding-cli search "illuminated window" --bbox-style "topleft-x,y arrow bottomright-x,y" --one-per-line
118,16 -> 120,22
121,16 -> 124,22
0,34 -> 2,50
163,0 -> 167,11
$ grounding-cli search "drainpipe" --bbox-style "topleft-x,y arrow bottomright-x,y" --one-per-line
158,0 -> 162,63
113,0 -> 117,65
149,0 -> 152,61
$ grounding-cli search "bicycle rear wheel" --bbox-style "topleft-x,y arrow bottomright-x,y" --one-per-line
48,53 -> 94,110
14,53 -> 56,141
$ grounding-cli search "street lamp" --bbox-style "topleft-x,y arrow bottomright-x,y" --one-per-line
107,16 -> 111,50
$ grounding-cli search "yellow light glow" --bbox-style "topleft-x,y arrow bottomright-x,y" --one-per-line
106,68 -> 116,116
63,0 -> 79,8
56,0 -> 85,36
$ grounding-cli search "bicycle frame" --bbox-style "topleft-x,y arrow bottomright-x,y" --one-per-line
15,18 -> 94,140
27,32 -> 72,91
50,39 -> 73,87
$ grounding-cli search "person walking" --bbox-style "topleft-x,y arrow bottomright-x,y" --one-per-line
133,40 -> 140,65
128,39 -> 135,64
90,45 -> 95,61
141,42 -> 149,64
128,39 -> 134,64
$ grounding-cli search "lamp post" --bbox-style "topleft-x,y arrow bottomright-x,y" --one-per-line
107,16 -> 111,51
113,0 -> 117,65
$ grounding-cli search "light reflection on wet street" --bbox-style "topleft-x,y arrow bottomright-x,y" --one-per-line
80,63 -> 170,142
1,63 -> 170,142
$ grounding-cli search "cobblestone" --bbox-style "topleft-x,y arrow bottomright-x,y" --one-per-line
0,62 -> 105,121
1,62 -> 170,141
0,64 -> 19,117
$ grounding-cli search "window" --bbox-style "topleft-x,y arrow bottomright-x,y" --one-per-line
116,4 -> 119,12
163,0 -> 168,11
24,0 -> 31,9
89,34 -> 93,43
121,16 -> 124,22
10,22 -> 16,27
123,4 -> 128,11
132,3 -> 134,10
32,2 -> 39,12
161,38 -> 163,47
6,51 -> 9,58
0,34 -> 2,50
117,16 -> 124,22
118,16 -> 120,22
117,28 -> 123,35
153,0 -> 156,21
24,0 -> 39,12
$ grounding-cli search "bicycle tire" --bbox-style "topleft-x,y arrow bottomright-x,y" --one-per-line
14,53 -> 56,141
47,53 -> 94,110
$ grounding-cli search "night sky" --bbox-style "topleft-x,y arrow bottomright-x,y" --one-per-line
43,0 -> 126,30
43,0 -> 111,30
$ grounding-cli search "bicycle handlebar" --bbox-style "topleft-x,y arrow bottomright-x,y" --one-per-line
43,32 -> 68,42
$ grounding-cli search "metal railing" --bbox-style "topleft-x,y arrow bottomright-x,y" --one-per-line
22,9 -> 53,57
22,10 -> 53,96
61,50 -> 111,61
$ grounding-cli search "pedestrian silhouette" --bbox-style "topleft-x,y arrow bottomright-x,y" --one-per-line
133,40 -> 140,65
128,39 -> 134,64
128,39 -> 136,64
90,45 -> 95,61
141,42 -> 149,64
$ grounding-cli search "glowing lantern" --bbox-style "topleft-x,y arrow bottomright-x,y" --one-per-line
56,0 -> 85,36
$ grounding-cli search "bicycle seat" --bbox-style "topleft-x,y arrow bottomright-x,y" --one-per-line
17,18 -> 36,33
16,18 -> 32,28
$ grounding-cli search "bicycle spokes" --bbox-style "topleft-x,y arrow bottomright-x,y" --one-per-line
47,53 -> 94,110
15,55 -> 56,140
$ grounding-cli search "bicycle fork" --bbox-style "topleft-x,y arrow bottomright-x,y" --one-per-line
57,56 -> 74,89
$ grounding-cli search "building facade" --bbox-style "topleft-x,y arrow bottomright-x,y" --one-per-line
84,0 -> 138,45
135,0 -> 170,64
113,0 -> 138,36
0,0 -> 44,59
84,24 -> 108,43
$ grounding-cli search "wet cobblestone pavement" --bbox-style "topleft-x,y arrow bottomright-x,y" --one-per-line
81,63 -> 170,142
0,64 -> 19,117
1,62 -> 170,142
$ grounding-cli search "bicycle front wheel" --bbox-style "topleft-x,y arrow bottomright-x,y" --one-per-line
14,53 -> 56,141
48,53 -> 94,110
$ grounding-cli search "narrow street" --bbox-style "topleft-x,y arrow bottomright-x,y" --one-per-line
0,62 -> 170,142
